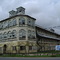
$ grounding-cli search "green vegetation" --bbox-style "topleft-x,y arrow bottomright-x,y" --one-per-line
32,50 -> 60,54
0,54 -> 51,57
0,54 -> 60,57
51,54 -> 60,57
0,51 -> 60,57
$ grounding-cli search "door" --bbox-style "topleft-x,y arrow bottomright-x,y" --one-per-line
3,44 -> 7,53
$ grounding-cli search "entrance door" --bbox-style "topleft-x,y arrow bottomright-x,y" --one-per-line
3,44 -> 7,53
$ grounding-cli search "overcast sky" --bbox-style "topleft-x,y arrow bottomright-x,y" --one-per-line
0,0 -> 60,30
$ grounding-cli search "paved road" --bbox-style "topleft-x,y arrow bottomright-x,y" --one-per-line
0,57 -> 60,60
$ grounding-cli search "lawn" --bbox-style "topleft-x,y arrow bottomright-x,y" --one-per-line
0,54 -> 60,57
0,50 -> 60,57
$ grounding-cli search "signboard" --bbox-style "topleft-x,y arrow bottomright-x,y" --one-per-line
55,45 -> 60,50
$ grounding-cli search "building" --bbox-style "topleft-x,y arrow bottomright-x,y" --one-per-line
0,7 -> 60,54
36,26 -> 60,52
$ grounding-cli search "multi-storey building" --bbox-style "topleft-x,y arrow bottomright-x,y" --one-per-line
0,7 -> 60,54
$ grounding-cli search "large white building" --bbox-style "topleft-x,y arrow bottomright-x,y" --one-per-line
0,7 -> 60,54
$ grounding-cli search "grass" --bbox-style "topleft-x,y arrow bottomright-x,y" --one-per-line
0,54 -> 60,57
0,54 -> 51,57
32,50 -> 60,54
0,51 -> 60,57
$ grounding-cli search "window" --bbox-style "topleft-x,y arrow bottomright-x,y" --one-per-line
8,19 -> 17,27
27,18 -> 34,26
32,20 -> 35,27
12,19 -> 17,26
28,30 -> 35,39
19,17 -> 25,25
22,20 -> 25,24
8,20 -> 12,27
32,46 -> 37,50
7,31 -> 12,38
20,46 -> 25,50
19,29 -> 26,40
29,46 -> 32,50
12,30 -> 16,38
0,33 -> 2,39
27,18 -> 35,27
0,23 -> 3,29
27,20 -> 31,26
12,46 -> 16,50
3,32 -> 7,39
28,30 -> 32,39
0,47 -> 2,52
32,31 -> 35,39
3,21 -> 8,28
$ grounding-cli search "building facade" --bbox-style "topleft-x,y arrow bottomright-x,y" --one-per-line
0,7 -> 60,54
36,26 -> 60,51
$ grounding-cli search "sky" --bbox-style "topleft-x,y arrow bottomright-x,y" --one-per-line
0,0 -> 60,33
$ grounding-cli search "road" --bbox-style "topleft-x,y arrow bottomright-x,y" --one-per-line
0,57 -> 60,60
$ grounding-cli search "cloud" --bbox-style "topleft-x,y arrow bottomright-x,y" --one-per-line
21,0 -> 60,28
0,0 -> 60,29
